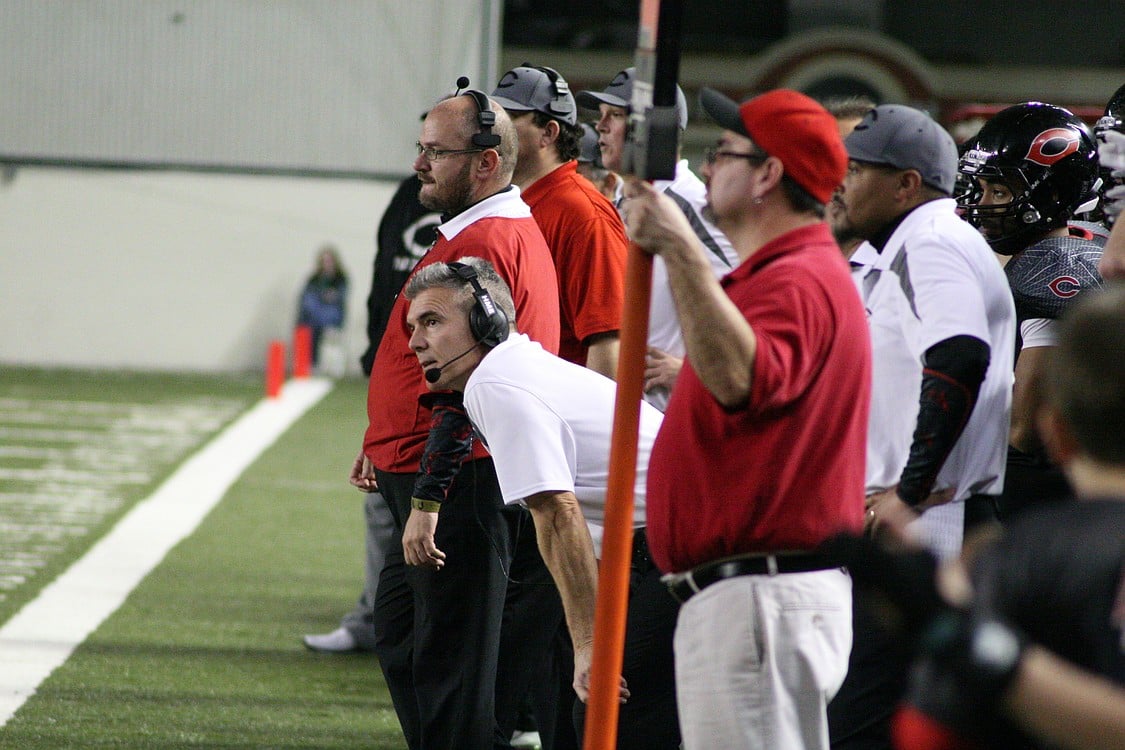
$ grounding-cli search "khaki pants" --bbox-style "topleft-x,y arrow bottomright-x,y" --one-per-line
673,569 -> 852,750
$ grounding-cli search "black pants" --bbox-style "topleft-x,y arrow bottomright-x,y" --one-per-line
495,512 -> 568,750
373,460 -> 554,750
573,529 -> 682,749
995,446 -> 1072,523
828,588 -> 912,750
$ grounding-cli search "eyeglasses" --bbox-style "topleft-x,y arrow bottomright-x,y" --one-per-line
416,142 -> 486,161
703,146 -> 770,166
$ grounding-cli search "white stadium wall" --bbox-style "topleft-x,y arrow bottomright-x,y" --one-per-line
0,0 -> 501,373
0,168 -> 396,374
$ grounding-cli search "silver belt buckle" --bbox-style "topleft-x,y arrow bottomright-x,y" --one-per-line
660,570 -> 701,603
766,554 -> 779,576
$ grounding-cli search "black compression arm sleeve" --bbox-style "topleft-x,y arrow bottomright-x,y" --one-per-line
898,335 -> 991,507
411,392 -> 474,505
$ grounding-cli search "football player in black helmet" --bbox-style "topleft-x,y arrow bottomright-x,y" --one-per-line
1089,82 -> 1125,229
1095,83 -> 1125,232
1098,84 -> 1125,279
957,102 -> 1107,521
958,102 -> 1101,255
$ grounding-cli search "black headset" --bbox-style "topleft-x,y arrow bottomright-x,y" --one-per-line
456,77 -> 502,149
526,63 -> 573,120
447,261 -> 509,348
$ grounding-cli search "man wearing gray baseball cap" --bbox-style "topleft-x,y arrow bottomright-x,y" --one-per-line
489,64 -> 628,383
828,104 -> 1016,749
577,67 -> 739,413
490,65 -> 631,748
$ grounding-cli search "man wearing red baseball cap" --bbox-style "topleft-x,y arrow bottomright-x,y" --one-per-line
623,88 -> 872,749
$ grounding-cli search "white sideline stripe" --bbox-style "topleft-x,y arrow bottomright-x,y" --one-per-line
0,378 -> 334,727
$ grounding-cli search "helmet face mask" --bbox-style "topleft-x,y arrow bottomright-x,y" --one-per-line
957,103 -> 1098,255
1095,83 -> 1125,226
1095,82 -> 1125,140
959,156 -> 1052,255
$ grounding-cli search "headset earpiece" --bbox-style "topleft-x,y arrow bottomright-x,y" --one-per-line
520,63 -> 572,119
458,85 -> 502,149
447,262 -> 509,348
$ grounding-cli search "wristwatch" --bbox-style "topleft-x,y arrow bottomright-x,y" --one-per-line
411,497 -> 442,513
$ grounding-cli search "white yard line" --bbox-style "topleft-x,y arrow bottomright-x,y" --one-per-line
0,378 -> 333,726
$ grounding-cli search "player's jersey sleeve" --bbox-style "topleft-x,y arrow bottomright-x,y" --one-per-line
907,236 -> 991,353
463,379 -> 577,505
1019,317 -> 1057,349
1005,236 -> 1105,322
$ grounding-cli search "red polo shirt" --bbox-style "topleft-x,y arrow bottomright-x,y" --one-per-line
646,222 -> 870,573
364,188 -> 561,473
521,161 -> 627,366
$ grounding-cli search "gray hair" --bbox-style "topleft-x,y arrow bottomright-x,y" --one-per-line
404,256 -> 517,330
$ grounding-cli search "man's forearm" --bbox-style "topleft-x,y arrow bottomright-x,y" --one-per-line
662,239 -> 757,408
412,392 -> 473,505
1010,346 -> 1049,454
898,335 -> 989,506
526,491 -> 599,649
1003,646 -> 1125,750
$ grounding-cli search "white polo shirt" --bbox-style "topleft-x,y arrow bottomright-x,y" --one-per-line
463,334 -> 663,556
855,198 -> 1016,558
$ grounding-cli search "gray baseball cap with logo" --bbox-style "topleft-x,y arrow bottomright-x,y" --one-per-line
844,104 -> 958,195
576,67 -> 689,130
490,64 -> 578,126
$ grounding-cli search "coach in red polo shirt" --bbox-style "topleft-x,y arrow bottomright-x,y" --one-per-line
354,92 -> 560,750
624,88 -> 870,750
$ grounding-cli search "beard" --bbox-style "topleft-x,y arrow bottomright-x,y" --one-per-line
419,159 -> 475,212
828,196 -> 864,247
830,217 -> 863,247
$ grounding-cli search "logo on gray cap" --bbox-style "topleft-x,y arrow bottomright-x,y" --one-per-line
844,105 -> 958,195
491,65 -> 577,126
576,67 -> 689,130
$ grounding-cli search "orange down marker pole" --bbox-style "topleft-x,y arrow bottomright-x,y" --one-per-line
293,325 -> 312,378
585,1 -> 679,745
265,340 -> 285,398
583,242 -> 652,750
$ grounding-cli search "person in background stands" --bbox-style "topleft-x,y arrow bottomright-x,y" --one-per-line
823,95 -> 877,260
296,243 -> 347,369
576,122 -> 618,202
1096,88 -> 1125,280
302,176 -> 440,654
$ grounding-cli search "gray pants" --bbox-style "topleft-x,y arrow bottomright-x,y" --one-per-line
339,491 -> 395,649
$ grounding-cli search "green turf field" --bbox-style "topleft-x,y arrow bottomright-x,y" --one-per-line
0,370 -> 405,748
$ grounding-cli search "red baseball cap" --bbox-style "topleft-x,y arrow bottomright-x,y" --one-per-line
700,87 -> 848,205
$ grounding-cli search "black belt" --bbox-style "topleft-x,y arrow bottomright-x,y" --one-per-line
662,552 -> 842,604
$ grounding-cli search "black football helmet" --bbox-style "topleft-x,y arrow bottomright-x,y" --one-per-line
1095,83 -> 1125,226
957,102 -> 1099,255
1096,83 -> 1125,139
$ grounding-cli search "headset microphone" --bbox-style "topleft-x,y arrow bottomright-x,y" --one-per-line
422,260 -> 509,384
424,341 -> 482,384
